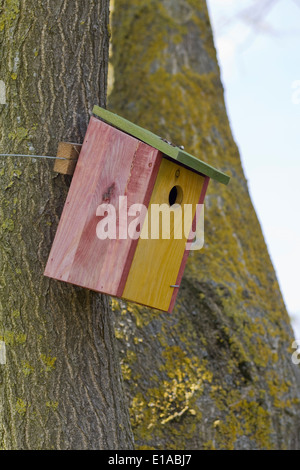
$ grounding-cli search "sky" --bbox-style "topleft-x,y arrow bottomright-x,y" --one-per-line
206,0 -> 300,337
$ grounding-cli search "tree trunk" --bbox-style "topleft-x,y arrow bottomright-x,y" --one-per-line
109,0 -> 300,450
0,0 -> 134,450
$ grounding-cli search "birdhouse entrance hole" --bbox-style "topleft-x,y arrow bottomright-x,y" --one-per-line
169,185 -> 183,206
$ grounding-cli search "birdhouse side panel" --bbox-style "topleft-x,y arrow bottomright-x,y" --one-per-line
67,137 -> 162,295
44,117 -> 113,282
45,116 -> 163,297
66,123 -> 139,292
122,159 -> 206,312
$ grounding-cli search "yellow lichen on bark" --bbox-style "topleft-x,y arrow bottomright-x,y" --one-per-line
109,0 -> 300,449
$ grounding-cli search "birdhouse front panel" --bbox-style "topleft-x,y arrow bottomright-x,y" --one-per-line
122,158 -> 207,312
45,106 -> 230,313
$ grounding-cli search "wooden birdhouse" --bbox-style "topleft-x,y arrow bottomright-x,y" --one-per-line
44,106 -> 230,312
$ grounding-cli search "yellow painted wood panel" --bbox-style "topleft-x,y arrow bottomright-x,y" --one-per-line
123,158 -> 205,311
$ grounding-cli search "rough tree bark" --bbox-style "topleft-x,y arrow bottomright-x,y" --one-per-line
0,0 -> 134,450
109,0 -> 300,450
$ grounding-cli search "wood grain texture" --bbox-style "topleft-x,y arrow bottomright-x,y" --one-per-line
54,142 -> 82,175
122,159 -> 205,312
45,117 -> 162,297
92,105 -> 230,185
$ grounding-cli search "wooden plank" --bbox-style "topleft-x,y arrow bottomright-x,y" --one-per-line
45,117 -> 162,298
45,118 -> 113,282
68,139 -> 161,294
92,105 -> 230,186
122,159 -> 206,312
54,142 -> 82,175
168,176 -> 210,313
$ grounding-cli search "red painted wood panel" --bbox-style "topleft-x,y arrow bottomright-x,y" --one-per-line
167,176 -> 210,313
45,117 -> 161,296
45,118 -> 112,282
68,140 -> 161,294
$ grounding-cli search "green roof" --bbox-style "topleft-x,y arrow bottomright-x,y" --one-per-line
92,105 -> 230,185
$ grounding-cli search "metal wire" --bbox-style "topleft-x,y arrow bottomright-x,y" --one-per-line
0,153 -> 70,160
